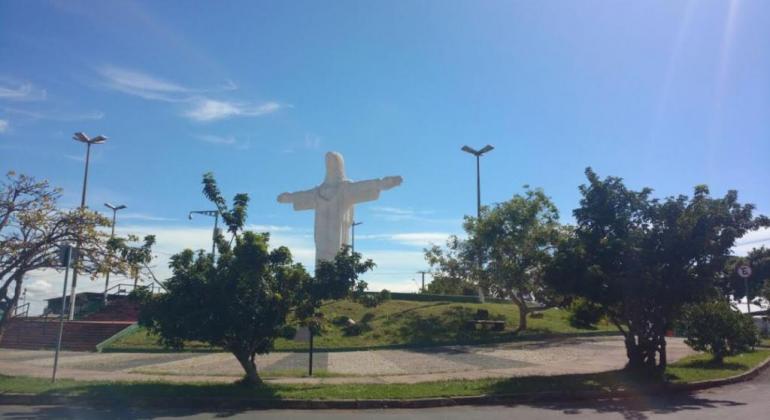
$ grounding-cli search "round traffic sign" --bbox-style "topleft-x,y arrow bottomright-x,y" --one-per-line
737,265 -> 752,279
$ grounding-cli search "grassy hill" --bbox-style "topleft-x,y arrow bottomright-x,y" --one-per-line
105,299 -> 616,352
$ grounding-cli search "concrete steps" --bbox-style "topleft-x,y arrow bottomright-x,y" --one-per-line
0,319 -> 134,351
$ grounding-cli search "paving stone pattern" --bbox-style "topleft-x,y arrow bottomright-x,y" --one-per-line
0,336 -> 695,385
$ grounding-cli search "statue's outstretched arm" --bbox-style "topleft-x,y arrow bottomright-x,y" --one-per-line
348,176 -> 403,204
277,188 -> 316,210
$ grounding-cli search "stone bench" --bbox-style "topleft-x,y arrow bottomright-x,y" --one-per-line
464,319 -> 505,331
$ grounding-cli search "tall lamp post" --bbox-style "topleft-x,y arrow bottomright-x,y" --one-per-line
461,144 -> 494,303
351,221 -> 363,254
68,132 -> 108,320
189,210 -> 220,262
103,203 -> 126,304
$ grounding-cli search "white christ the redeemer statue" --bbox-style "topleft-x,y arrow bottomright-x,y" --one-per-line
277,151 -> 403,262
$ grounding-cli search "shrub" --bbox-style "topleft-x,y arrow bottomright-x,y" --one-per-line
679,300 -> 759,364
379,289 -> 392,301
360,294 -> 381,308
280,325 -> 297,340
568,298 -> 604,329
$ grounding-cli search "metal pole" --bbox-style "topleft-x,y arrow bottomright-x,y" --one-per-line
53,247 -> 72,382
351,223 -> 355,254
308,329 -> 314,376
475,154 -> 484,303
745,277 -> 751,315
212,213 -> 219,262
68,143 -> 92,321
476,154 -> 481,220
104,208 -> 117,305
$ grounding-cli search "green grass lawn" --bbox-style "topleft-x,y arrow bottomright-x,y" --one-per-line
665,349 -> 770,383
105,299 -> 616,352
2,349 -> 768,400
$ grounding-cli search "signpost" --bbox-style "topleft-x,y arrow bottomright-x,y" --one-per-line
737,265 -> 753,315
52,245 -> 74,382
294,326 -> 313,376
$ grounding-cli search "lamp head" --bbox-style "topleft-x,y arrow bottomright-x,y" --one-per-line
479,144 -> 494,154
73,132 -> 108,144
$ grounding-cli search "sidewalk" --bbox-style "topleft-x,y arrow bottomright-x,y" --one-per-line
0,336 -> 694,385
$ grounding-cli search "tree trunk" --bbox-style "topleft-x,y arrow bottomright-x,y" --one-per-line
624,332 -> 667,378
511,294 -> 528,333
233,350 -> 262,386
0,272 -> 23,343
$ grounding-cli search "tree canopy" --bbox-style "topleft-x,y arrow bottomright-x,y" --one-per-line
545,168 -> 769,376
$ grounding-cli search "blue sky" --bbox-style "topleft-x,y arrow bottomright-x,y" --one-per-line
2,1 -> 769,312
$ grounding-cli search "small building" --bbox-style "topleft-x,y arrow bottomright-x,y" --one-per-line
43,292 -> 130,318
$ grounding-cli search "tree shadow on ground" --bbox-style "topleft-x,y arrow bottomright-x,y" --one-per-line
524,393 -> 745,420
487,370 -> 746,420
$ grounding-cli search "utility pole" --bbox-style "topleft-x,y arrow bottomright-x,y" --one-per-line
351,221 -> 363,254
417,270 -> 429,293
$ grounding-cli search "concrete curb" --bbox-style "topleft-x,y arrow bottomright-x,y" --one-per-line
2,355 -> 769,410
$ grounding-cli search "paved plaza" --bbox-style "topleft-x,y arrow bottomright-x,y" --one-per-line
0,336 -> 694,384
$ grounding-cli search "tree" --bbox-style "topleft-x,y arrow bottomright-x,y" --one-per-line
467,188 -> 561,332
545,168 -> 769,376
296,245 -> 375,348
0,172 -> 113,338
108,234 -> 157,289
679,300 -> 759,364
424,236 -> 477,296
138,173 -> 374,386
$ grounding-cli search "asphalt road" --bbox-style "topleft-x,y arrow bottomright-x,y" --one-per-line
2,368 -> 769,419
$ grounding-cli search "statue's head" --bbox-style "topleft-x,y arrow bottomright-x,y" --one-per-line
324,151 -> 346,183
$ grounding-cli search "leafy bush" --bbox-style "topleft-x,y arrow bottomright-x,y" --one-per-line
568,298 -> 604,329
360,294 -> 381,308
280,325 -> 297,340
679,300 -> 759,363
379,289 -> 392,301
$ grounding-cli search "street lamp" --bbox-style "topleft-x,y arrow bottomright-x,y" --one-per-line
461,144 -> 494,303
103,203 -> 126,304
189,210 -> 219,262
351,221 -> 363,254
461,144 -> 494,220
68,132 -> 108,320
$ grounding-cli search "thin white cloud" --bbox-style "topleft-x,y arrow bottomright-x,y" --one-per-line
0,119 -> 7,133
358,232 -> 453,247
97,65 -> 189,102
97,65 -> 286,122
0,80 -> 47,101
119,213 -> 178,222
369,206 -> 463,225
195,134 -> 253,150
185,99 -> 283,122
